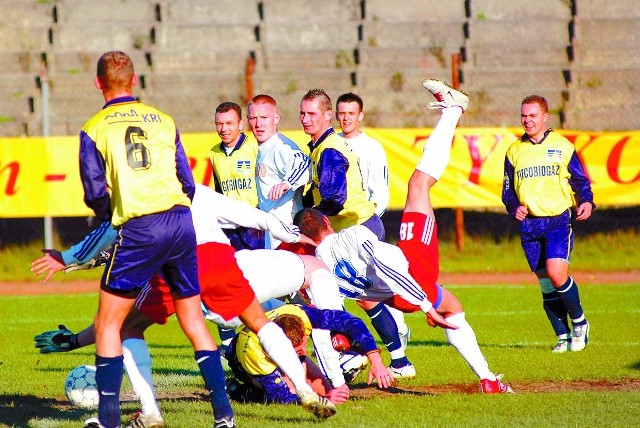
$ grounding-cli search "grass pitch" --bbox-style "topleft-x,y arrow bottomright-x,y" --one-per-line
1,281 -> 639,427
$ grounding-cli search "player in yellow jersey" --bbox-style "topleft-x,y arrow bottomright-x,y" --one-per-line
502,95 -> 595,353
211,101 -> 265,352
299,88 -> 382,239
226,304 -> 393,405
78,51 -> 234,428
211,102 -> 263,250
298,88 -> 419,380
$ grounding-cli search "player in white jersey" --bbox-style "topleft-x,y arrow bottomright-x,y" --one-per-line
336,92 -> 390,217
249,94 -> 311,249
32,184 -> 345,422
294,80 -> 514,394
33,183 -> 379,413
336,92 -> 411,356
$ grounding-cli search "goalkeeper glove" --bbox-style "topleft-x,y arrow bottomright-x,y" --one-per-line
64,250 -> 111,273
34,324 -> 80,353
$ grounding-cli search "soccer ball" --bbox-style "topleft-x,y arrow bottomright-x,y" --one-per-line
64,365 -> 99,408
330,332 -> 351,352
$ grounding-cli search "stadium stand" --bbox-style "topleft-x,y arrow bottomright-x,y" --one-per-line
0,0 -> 638,137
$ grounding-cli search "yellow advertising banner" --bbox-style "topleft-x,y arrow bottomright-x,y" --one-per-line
1,128 -> 639,217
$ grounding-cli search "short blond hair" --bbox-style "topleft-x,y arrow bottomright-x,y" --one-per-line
96,51 -> 134,92
302,88 -> 332,113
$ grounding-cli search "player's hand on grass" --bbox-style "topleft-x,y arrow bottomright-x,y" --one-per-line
34,324 -> 80,353
425,308 -> 458,330
30,249 -> 65,283
366,350 -> 395,389
326,383 -> 349,404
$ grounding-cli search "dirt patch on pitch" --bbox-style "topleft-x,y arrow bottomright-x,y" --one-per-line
1,270 -> 638,296
347,378 -> 640,398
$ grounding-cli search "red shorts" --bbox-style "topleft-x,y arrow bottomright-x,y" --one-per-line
135,242 -> 256,324
387,212 -> 441,312
135,276 -> 175,325
278,241 -> 316,255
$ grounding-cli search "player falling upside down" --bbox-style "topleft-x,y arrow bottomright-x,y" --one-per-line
31,184 -> 341,426
294,79 -> 514,394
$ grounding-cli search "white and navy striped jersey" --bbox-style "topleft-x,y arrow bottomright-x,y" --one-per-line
61,184 -> 302,265
191,184 -> 302,245
315,225 -> 433,312
256,132 -> 311,248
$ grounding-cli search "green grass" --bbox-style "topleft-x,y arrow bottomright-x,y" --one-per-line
0,243 -> 102,282
1,283 -> 639,427
2,228 -> 639,282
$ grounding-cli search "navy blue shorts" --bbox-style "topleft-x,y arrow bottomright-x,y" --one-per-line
102,205 -> 200,298
520,209 -> 574,272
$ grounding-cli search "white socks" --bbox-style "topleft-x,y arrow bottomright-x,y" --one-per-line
257,321 -> 313,393
122,338 -> 160,415
444,312 -> 495,381
415,107 -> 463,181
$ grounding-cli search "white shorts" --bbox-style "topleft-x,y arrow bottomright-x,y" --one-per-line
234,249 -> 305,303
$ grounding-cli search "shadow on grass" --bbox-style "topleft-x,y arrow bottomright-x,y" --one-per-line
630,360 -> 640,371
0,394 -> 91,427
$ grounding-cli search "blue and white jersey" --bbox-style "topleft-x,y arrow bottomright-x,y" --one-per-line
314,225 -> 433,312
256,132 -> 311,248
61,184 -> 302,266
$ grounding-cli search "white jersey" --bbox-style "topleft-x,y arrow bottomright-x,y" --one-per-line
191,184 -> 301,246
315,225 -> 433,312
255,132 -> 311,248
342,131 -> 389,216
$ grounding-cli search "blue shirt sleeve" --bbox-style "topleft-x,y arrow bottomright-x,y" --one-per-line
254,370 -> 299,404
316,148 -> 348,216
175,130 -> 196,201
300,305 -> 378,354
567,151 -> 596,209
79,130 -> 112,221
60,220 -> 117,266
501,155 -> 520,216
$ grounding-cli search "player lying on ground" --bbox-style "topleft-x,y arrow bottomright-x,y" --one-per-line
31,184 -> 341,424
226,303 -> 393,404
293,80 -> 514,394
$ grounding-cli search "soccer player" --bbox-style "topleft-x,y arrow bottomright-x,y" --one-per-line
299,88 -> 383,239
211,101 -> 264,250
335,92 -> 390,218
300,88 -> 410,377
248,94 -> 311,249
76,50 -> 237,428
294,80 -> 514,393
502,95 -> 594,352
211,101 -> 263,355
226,304 -> 394,405
32,185 -> 346,422
336,91 -> 411,351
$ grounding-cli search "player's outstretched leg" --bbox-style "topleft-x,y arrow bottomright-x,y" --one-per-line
421,79 -> 469,111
